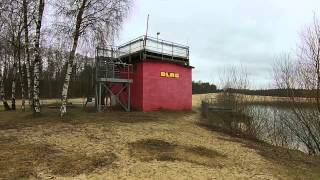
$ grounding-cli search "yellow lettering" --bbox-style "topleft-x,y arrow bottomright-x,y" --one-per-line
160,71 -> 180,78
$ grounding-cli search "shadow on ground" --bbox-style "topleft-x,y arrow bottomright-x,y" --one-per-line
129,139 -> 226,168
0,136 -> 117,179
0,108 -> 197,179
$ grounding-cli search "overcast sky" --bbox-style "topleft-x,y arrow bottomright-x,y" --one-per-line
116,0 -> 320,89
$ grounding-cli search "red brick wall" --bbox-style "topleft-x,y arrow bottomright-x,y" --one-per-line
114,61 -> 192,111
139,61 -> 192,111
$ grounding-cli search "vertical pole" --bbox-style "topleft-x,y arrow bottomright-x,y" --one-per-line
144,14 -> 150,45
143,14 -> 149,61
187,48 -> 190,65
127,65 -> 129,79
113,63 -> 115,78
128,83 -> 131,112
172,43 -> 174,60
111,48 -> 113,58
162,40 -> 164,60
157,32 -> 160,50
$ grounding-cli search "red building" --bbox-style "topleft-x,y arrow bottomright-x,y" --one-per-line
95,36 -> 192,112
130,61 -> 192,111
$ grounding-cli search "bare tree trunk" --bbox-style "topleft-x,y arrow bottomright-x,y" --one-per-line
23,0 -> 32,106
0,58 -> 11,111
315,37 -> 320,113
12,53 -> 17,110
60,0 -> 87,117
32,0 -> 45,114
18,35 -> 25,111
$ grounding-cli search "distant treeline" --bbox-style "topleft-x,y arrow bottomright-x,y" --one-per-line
224,88 -> 318,98
192,81 -> 217,94
2,47 -> 96,99
3,67 -> 316,99
192,81 -> 318,98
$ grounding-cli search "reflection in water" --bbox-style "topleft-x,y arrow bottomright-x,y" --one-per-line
248,105 -> 311,153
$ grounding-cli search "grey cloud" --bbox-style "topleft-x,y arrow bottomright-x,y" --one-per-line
118,0 -> 320,89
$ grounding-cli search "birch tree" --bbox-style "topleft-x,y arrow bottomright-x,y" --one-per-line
0,0 -> 24,111
0,48 -> 11,111
17,32 -> 26,111
1,0 -> 36,111
11,40 -> 17,111
0,69 -> 11,111
0,31 -> 11,111
54,0 -> 131,116
32,0 -> 45,114
23,0 -> 34,106
0,3 -> 9,110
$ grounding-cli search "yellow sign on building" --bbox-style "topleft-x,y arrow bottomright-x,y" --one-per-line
160,72 -> 180,78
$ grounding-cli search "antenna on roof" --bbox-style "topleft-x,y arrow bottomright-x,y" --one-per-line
145,14 -> 150,38
144,14 -> 150,48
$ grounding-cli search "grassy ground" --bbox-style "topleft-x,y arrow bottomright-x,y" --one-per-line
0,96 -> 320,179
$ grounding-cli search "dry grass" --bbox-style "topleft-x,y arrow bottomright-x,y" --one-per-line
129,139 -> 226,168
0,95 -> 319,179
217,136 -> 320,179
0,135 -> 117,179
47,151 -> 117,176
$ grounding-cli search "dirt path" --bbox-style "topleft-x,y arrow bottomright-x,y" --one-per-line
0,95 -> 319,179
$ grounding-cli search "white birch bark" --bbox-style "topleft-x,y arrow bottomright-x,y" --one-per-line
23,0 -> 32,106
60,0 -> 87,117
33,57 -> 40,113
60,61 -> 74,116
32,0 -> 45,114
18,39 -> 26,111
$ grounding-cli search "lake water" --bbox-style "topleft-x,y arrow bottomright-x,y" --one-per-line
247,104 -> 317,153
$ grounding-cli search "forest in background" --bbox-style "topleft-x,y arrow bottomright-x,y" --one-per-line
0,0 -> 131,115
1,49 -> 95,99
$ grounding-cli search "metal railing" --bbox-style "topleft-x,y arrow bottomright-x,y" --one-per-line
118,36 -> 190,60
95,36 -> 189,80
95,48 -> 132,80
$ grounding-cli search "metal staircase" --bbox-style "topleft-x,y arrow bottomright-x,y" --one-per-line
95,48 -> 133,112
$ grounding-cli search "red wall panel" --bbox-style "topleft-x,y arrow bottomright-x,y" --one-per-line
114,61 -> 192,111
130,63 -> 143,110
140,61 -> 192,111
